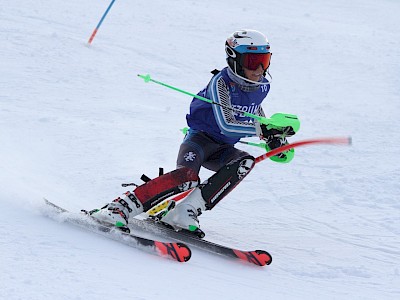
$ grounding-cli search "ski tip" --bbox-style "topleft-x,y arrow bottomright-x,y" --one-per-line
255,250 -> 272,266
176,243 -> 192,262
154,241 -> 192,263
233,249 -> 272,266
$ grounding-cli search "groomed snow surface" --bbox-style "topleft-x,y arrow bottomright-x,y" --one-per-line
1,0 -> 399,299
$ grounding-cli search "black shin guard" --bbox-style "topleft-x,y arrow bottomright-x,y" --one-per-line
200,155 -> 255,210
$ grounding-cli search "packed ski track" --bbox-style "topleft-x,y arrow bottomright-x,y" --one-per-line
1,0 -> 399,299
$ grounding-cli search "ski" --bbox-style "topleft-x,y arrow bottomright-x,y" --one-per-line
43,199 -> 191,263
128,218 -> 272,267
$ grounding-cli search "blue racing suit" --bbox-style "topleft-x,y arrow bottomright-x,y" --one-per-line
177,67 -> 270,172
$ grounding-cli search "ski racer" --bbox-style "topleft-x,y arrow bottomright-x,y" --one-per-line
90,29 -> 296,235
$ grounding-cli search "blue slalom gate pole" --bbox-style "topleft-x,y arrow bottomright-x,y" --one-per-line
88,0 -> 117,45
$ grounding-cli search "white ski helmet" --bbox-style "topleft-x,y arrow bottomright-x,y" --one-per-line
225,30 -> 271,80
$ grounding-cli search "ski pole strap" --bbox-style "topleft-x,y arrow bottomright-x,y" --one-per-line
254,137 -> 352,164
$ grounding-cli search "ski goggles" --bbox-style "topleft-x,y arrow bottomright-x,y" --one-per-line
241,53 -> 271,70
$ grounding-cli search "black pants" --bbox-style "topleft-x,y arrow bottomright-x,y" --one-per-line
176,129 -> 250,173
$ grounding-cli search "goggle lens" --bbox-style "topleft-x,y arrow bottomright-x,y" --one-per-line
241,53 -> 271,70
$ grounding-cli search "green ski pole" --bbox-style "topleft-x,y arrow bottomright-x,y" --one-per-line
137,74 -> 300,132
181,127 -> 268,151
238,140 -> 268,151
179,127 -> 268,151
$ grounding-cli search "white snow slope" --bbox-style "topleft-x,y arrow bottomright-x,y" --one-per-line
1,0 -> 399,299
